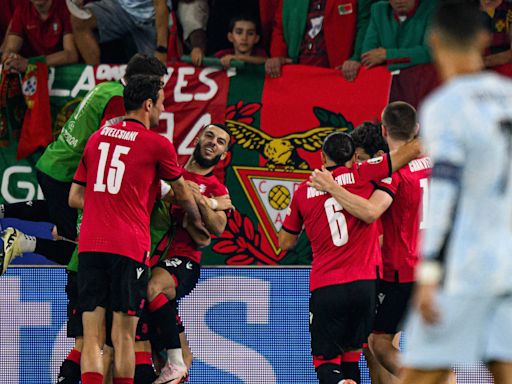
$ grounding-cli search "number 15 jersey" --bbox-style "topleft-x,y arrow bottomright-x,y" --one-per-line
283,156 -> 392,292
74,119 -> 183,264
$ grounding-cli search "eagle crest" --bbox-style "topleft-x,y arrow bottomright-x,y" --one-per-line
225,108 -> 353,170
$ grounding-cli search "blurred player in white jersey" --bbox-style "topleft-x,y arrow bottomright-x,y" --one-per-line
400,2 -> 512,384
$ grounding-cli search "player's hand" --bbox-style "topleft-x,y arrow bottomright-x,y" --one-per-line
265,57 -> 292,78
361,48 -> 386,68
220,54 -> 235,69
339,60 -> 361,81
191,47 -> 204,67
212,195 -> 233,211
414,283 -> 440,324
185,180 -> 201,195
308,166 -> 336,193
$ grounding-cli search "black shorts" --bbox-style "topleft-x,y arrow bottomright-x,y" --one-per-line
310,280 -> 376,358
78,252 -> 148,316
36,170 -> 77,240
65,270 -> 83,338
155,256 -> 200,300
373,280 -> 414,334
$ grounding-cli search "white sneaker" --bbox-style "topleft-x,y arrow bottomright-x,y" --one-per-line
153,361 -> 188,384
0,227 -> 23,276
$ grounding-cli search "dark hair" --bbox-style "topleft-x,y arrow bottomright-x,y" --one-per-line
381,101 -> 417,141
124,53 -> 168,81
351,122 -> 389,157
431,1 -> 488,49
322,132 -> 355,166
202,123 -> 233,148
123,75 -> 163,112
228,14 -> 260,34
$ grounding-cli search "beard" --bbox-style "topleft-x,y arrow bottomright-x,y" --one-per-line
192,143 -> 223,168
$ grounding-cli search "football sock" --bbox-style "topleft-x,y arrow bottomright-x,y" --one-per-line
315,363 -> 344,384
19,233 -> 36,253
56,349 -> 81,384
81,372 -> 103,384
113,378 -> 133,384
2,200 -> 50,221
34,238 -> 75,265
148,293 -> 181,350
134,352 -> 157,384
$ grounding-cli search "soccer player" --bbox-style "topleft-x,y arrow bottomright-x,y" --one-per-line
309,102 -> 431,384
149,123 -> 232,384
68,75 -> 208,384
278,132 -> 421,384
0,53 -> 168,273
400,3 -> 512,384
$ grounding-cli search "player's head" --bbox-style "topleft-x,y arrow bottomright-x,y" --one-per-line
429,1 -> 490,71
351,121 -> 389,162
193,123 -> 231,168
381,101 -> 418,141
123,75 -> 165,128
227,14 -> 260,55
124,53 -> 168,82
321,132 -> 355,166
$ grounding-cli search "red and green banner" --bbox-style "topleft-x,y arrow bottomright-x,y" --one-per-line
0,63 -> 391,265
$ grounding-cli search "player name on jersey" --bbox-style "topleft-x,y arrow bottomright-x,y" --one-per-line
306,172 -> 356,199
408,157 -> 432,173
100,127 -> 139,142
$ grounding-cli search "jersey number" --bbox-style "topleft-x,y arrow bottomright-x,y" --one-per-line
324,197 -> 349,246
93,142 -> 131,194
419,177 -> 430,229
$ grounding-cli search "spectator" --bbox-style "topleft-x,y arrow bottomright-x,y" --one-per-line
1,0 -> 78,73
361,0 -> 435,71
70,0 -> 170,65
341,0 -> 379,81
481,0 -> 512,67
176,0 -> 208,66
266,0 -> 358,78
0,0 -> 19,56
214,14 -> 267,68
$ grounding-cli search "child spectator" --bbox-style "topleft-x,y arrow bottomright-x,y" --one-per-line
214,15 -> 267,68
1,0 -> 78,73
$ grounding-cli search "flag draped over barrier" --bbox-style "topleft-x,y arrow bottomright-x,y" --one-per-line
0,63 -> 391,265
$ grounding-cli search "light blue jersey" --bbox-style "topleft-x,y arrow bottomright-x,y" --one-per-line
421,72 -> 512,296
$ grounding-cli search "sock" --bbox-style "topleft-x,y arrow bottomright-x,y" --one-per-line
113,378 -> 134,384
166,348 -> 186,367
315,363 -> 344,384
340,362 -> 360,383
34,238 -> 75,265
134,352 -> 157,384
19,233 -> 36,253
81,372 -> 103,384
148,293 -> 181,350
56,349 -> 81,383
3,200 -> 50,221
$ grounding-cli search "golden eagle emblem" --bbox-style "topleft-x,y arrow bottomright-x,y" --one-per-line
225,108 -> 354,170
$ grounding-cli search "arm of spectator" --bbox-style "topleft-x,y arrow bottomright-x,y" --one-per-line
69,182 -> 85,209
1,33 -> 23,71
361,47 -> 386,68
308,167 -> 392,224
265,56 -> 292,78
189,29 -> 207,66
350,0 -> 377,62
484,49 -> 512,67
154,0 -> 169,64
170,176 -> 211,246
220,54 -> 267,68
361,7 -> 380,55
45,33 -> 79,68
177,0 -> 208,66
385,45 -> 431,70
340,60 -> 362,81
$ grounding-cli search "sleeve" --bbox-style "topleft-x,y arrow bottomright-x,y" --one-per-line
358,153 -> 392,183
361,3 -> 380,54
386,44 -> 431,71
157,137 -> 183,181
281,190 -> 303,234
350,0 -> 378,61
374,172 -> 400,199
420,98 -> 466,263
269,0 -> 289,58
8,5 -> 23,36
73,146 -> 89,185
100,96 -> 125,127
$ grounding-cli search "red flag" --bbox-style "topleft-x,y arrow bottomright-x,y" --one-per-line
17,58 -> 52,160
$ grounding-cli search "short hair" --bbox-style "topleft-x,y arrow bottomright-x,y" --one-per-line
124,53 -> 168,81
228,14 -> 260,34
431,1 -> 488,50
381,101 -> 417,141
123,75 -> 163,112
351,122 -> 389,157
322,132 -> 355,166
202,123 -> 233,148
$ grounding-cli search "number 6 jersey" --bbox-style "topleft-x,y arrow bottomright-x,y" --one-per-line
283,155 -> 392,292
73,118 -> 183,264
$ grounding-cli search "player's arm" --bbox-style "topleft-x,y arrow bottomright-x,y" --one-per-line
278,229 -> 299,251
69,182 -> 85,209
388,138 -> 422,172
169,176 -> 211,247
194,195 -> 230,236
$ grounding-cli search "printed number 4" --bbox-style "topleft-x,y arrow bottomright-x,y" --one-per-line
324,197 -> 349,246
94,142 -> 130,194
